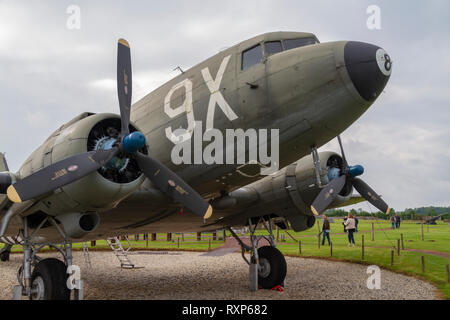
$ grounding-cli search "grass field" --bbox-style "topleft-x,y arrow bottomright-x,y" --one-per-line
2,219 -> 449,299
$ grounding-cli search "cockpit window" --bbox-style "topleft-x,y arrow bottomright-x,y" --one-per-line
283,37 -> 317,51
242,44 -> 263,71
265,41 -> 283,57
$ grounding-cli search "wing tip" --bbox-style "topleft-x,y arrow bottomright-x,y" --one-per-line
7,185 -> 22,203
386,207 -> 391,215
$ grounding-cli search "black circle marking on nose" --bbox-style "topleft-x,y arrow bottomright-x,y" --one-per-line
344,41 -> 391,102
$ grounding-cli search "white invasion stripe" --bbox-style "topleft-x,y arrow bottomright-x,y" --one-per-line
0,237 -> 13,245
0,236 -> 22,245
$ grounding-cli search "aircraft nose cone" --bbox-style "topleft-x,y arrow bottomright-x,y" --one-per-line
344,41 -> 392,102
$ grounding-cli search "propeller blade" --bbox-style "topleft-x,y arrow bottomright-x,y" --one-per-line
351,178 -> 390,215
310,175 -> 347,216
7,148 -> 119,203
135,152 -> 213,219
117,38 -> 132,137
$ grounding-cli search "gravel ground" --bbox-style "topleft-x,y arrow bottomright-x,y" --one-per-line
0,251 -> 439,300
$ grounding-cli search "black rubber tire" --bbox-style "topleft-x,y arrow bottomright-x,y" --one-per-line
0,251 -> 10,262
257,246 -> 287,289
30,258 -> 70,300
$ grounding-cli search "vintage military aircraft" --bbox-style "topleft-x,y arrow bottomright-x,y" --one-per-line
0,31 -> 392,300
423,214 -> 446,225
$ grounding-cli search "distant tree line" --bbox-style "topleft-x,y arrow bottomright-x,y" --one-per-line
325,206 -> 450,220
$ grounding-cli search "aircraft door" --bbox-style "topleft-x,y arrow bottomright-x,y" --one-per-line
237,43 -> 269,128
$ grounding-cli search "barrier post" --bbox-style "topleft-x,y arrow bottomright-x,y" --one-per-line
421,256 -> 425,273
362,235 -> 365,260
446,265 -> 449,283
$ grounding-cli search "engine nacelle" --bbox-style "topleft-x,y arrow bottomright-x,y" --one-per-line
288,151 -> 354,210
16,113 -> 147,215
213,151 -> 353,232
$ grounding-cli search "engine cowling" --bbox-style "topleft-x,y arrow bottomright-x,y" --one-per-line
17,113 -> 147,215
292,151 -> 354,208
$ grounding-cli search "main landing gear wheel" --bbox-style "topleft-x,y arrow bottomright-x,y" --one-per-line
257,246 -> 287,289
228,217 -> 287,291
30,258 -> 70,300
0,250 -> 10,262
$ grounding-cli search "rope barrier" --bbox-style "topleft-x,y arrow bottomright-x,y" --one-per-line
364,202 -> 397,249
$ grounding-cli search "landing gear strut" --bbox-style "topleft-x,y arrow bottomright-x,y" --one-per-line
228,217 -> 287,291
13,216 -> 83,300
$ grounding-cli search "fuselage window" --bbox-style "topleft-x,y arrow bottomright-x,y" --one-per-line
283,38 -> 317,51
242,44 -> 263,71
265,41 -> 283,57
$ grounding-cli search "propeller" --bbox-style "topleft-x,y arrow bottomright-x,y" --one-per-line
6,39 -> 213,220
310,136 -> 390,216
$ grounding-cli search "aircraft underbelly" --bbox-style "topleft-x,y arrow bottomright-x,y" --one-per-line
0,205 -> 234,244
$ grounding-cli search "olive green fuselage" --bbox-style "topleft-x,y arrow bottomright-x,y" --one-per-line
2,32 -> 377,242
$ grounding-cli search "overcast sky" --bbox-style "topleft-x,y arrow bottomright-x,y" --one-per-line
0,0 -> 448,211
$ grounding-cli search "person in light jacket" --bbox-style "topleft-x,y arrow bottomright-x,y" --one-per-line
344,213 -> 356,247
390,215 -> 396,229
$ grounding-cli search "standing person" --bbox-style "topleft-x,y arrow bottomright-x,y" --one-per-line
390,215 -> 396,229
343,216 -> 348,233
322,215 -> 331,246
344,213 -> 356,247
395,215 -> 401,229
355,216 -> 359,233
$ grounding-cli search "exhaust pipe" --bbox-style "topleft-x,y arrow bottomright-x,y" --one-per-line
56,212 -> 100,239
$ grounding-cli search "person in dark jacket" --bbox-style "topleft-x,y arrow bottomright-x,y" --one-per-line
395,215 -> 401,229
355,217 -> 359,233
322,215 -> 331,246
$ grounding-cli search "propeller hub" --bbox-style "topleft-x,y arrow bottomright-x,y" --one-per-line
94,136 -> 129,171
123,132 -> 146,154
349,165 -> 365,178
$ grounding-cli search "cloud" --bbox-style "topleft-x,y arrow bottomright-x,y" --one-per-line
24,110 -> 52,129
